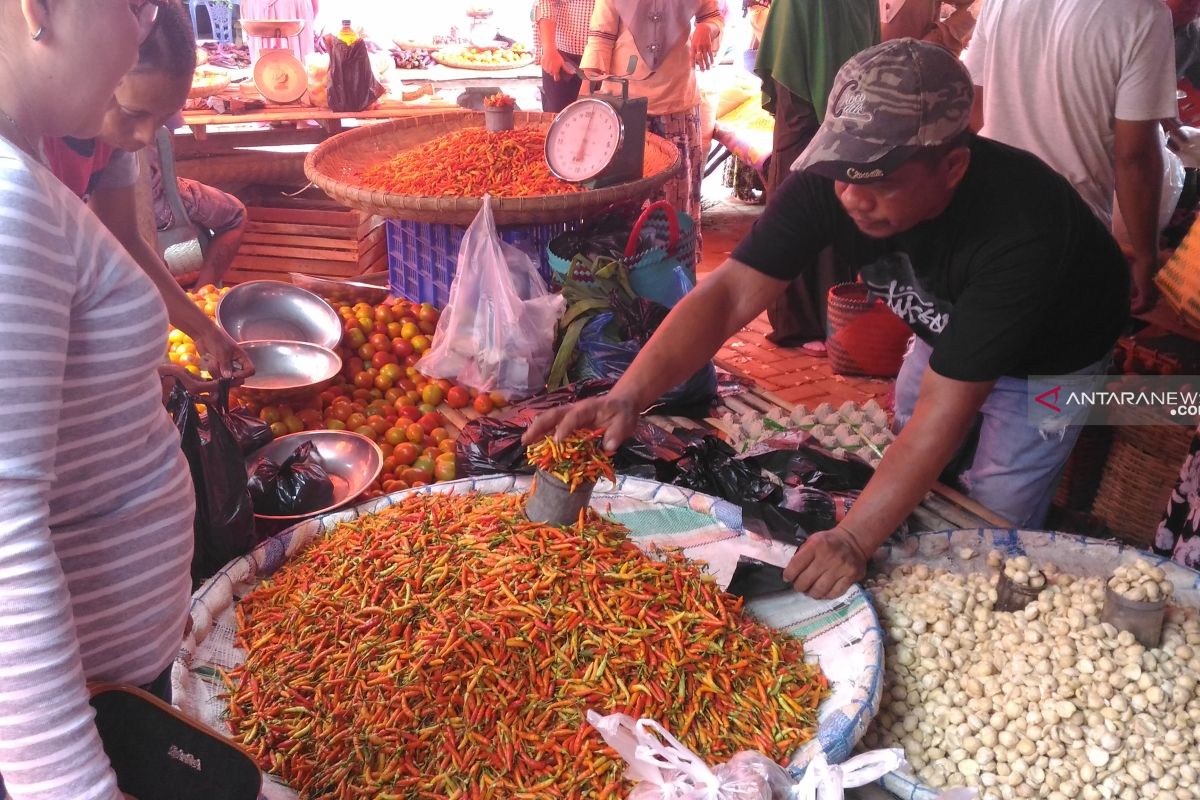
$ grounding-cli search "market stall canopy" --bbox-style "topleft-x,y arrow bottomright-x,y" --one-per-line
304,111 -> 680,225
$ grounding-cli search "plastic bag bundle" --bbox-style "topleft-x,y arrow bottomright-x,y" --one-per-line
585,711 -> 952,800
246,441 -> 334,517
420,196 -> 566,400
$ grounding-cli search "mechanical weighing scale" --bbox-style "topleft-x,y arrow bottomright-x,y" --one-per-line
544,70 -> 648,189
242,19 -> 309,105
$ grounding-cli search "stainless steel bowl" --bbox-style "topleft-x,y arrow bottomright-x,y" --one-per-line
246,430 -> 383,521
236,341 -> 341,404
241,18 -> 307,38
217,280 -> 342,349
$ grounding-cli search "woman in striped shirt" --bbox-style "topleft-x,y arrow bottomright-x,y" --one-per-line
0,1 -> 195,798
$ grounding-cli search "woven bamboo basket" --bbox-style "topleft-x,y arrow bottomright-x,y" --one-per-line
1092,434 -> 1191,547
1053,426 -> 1113,512
303,111 -> 681,225
176,152 -> 306,189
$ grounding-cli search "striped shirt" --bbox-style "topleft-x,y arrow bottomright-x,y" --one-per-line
535,0 -> 596,57
0,137 -> 194,800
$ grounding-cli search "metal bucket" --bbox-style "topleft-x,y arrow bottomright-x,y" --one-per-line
994,568 -> 1045,612
1101,585 -> 1166,648
484,107 -> 514,132
524,469 -> 594,527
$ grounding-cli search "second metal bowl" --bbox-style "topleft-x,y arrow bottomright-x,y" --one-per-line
245,430 -> 383,522
236,340 -> 341,404
217,280 -> 342,349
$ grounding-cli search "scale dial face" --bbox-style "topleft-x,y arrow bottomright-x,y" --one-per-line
545,98 -> 625,183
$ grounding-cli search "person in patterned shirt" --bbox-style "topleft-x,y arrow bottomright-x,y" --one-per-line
536,0 -> 597,112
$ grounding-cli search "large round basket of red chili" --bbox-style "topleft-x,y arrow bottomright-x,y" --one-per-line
304,111 -> 681,225
177,475 -> 884,799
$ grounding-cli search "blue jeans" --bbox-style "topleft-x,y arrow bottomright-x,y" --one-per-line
894,337 -> 1105,527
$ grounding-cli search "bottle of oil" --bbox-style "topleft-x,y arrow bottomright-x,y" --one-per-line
337,20 -> 358,46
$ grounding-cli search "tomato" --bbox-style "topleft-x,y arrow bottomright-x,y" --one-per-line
270,421 -> 290,438
357,343 -> 377,360
418,319 -> 437,336
373,373 -> 394,391
430,427 -> 449,443
382,456 -> 398,473
367,415 -> 391,435
352,302 -> 373,318
345,412 -> 367,430
380,363 -> 403,382
401,467 -> 432,485
351,389 -> 373,402
489,391 -> 508,409
400,322 -> 420,340
413,455 -> 436,476
384,387 -> 404,404
410,335 -> 431,354
354,425 -> 378,441
369,333 -> 391,351
391,338 -> 415,359
282,415 -> 305,434
384,427 -> 408,446
445,386 -> 470,409
417,403 -> 437,416
385,322 -> 404,339
395,403 -> 421,422
259,406 -> 282,424
344,328 -> 367,349
420,384 -> 444,407
473,393 -> 495,414
434,453 -> 457,482
325,419 -> 348,431
405,390 -> 422,406
393,442 -> 420,466
371,351 -> 397,369
405,423 -> 425,444
418,304 -> 440,324
353,371 -> 374,390
374,305 -> 394,325
439,438 -> 456,454
417,411 -> 443,434
356,317 -> 374,333
298,409 -> 324,428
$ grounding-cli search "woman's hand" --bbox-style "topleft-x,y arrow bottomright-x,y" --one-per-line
158,364 -> 221,399
193,324 -> 255,384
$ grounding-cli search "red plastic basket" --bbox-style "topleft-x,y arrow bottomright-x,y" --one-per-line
825,283 -> 912,378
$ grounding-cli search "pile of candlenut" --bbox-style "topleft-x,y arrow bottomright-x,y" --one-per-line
862,557 -> 1200,800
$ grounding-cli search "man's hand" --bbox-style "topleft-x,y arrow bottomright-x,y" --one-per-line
782,527 -> 869,599
1130,254 -> 1160,314
193,324 -> 255,383
542,48 -> 567,80
521,393 -> 639,454
690,24 -> 716,71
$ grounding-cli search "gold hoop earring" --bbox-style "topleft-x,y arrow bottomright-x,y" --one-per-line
31,27 -> 46,41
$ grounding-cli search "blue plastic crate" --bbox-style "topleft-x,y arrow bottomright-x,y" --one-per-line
386,219 -> 576,308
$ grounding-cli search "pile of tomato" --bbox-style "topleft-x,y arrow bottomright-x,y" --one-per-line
169,285 -> 505,499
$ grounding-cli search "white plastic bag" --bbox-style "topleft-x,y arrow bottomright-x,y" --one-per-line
419,196 -> 565,400
1112,131 -> 1185,243
587,711 -> 976,800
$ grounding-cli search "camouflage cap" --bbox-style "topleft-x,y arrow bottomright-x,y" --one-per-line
792,39 -> 974,183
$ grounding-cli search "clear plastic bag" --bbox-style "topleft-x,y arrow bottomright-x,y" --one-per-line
419,195 -> 565,400
585,711 -> 973,800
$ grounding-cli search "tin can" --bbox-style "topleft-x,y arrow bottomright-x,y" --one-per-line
1101,585 -> 1166,648
524,469 -> 594,527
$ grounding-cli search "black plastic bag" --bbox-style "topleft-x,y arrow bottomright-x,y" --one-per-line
168,381 -> 257,587
668,437 -> 781,505
725,556 -> 792,600
740,501 -> 825,546
327,36 -> 384,112
750,445 -> 875,493
223,406 -> 273,456
246,441 -> 334,517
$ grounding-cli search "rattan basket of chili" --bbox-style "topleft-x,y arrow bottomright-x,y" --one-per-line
304,110 -> 681,225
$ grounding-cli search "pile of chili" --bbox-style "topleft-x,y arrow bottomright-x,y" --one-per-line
525,429 -> 615,491
225,492 -> 827,800
355,127 -> 579,198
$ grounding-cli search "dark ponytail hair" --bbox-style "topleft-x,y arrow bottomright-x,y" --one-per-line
133,0 -> 197,79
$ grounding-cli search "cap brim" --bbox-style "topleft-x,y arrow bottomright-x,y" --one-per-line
791,126 -> 920,183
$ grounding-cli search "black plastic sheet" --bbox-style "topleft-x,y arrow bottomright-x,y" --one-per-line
725,556 -> 792,600
750,445 -> 875,493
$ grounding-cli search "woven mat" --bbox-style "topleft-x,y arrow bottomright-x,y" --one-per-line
173,474 -> 884,798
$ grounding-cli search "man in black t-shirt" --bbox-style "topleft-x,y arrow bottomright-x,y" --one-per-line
526,39 -> 1129,598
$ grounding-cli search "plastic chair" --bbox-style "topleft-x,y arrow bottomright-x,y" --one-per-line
190,0 -> 235,43
154,127 -> 210,285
